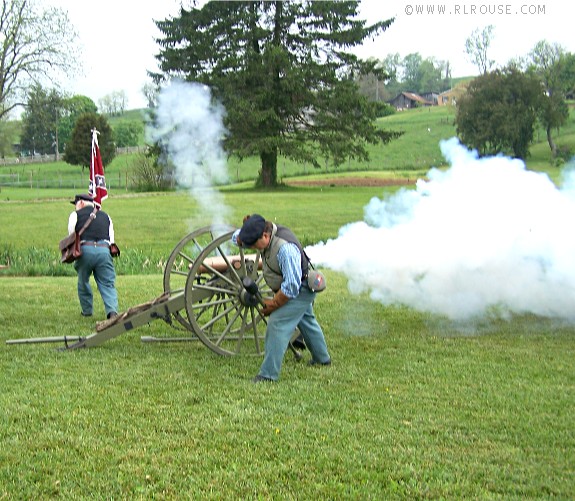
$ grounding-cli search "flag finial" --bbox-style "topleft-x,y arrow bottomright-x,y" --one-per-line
91,128 -> 100,147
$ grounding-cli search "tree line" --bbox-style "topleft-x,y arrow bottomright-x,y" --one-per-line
357,31 -> 575,161
456,30 -> 575,160
15,85 -> 142,162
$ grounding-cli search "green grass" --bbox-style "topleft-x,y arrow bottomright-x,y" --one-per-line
0,185 -> 404,276
0,151 -> 147,191
1,106 -> 575,498
374,106 -> 458,170
377,104 -> 575,175
1,273 -> 573,498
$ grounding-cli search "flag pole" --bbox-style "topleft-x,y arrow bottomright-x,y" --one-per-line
89,128 -> 108,209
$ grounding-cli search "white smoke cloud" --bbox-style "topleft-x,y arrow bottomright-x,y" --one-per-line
307,137 -> 575,322
147,80 -> 230,225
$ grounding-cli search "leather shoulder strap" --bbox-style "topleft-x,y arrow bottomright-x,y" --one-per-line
77,208 -> 98,236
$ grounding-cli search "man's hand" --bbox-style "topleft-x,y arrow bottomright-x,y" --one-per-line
261,290 -> 290,316
261,300 -> 275,316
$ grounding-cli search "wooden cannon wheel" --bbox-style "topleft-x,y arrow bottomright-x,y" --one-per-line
184,231 -> 271,356
162,224 -> 235,331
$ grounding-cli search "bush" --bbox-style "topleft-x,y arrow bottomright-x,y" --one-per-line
130,152 -> 175,192
374,101 -> 396,118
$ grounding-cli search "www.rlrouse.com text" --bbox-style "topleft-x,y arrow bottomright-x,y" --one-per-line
404,4 -> 546,16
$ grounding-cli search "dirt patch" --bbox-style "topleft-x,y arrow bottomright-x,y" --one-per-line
287,177 -> 415,187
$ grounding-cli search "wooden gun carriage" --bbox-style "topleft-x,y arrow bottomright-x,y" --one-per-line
7,225 -> 301,357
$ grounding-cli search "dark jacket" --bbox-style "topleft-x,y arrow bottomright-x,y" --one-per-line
76,206 -> 111,242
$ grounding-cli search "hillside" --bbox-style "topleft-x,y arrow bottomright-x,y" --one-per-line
377,104 -> 575,177
2,104 -> 574,188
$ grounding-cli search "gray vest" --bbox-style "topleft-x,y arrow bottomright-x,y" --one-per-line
262,224 -> 309,292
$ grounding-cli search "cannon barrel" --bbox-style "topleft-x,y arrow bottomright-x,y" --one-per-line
197,255 -> 261,274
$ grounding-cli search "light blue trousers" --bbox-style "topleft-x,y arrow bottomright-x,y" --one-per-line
258,286 -> 330,381
74,244 -> 118,317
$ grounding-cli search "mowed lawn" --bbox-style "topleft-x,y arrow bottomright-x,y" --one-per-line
1,184 -> 574,499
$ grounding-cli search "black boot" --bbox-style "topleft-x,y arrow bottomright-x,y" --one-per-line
291,334 -> 306,351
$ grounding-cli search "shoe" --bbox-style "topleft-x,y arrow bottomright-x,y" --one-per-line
308,358 -> 331,366
291,335 -> 307,351
81,312 -> 92,317
107,312 -> 118,319
252,375 -> 274,383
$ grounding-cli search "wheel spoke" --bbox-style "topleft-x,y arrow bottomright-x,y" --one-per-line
162,225 -> 234,332
249,306 -> 262,354
214,306 -> 244,348
198,301 -> 239,331
185,230 -> 267,356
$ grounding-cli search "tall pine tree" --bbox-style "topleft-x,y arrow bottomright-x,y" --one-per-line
152,1 -> 399,186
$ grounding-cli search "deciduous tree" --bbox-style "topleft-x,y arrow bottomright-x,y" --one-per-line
152,0 -> 399,187
58,95 -> 98,153
0,0 -> 80,120
455,68 -> 543,159
114,121 -> 144,148
527,41 -> 570,157
141,83 -> 158,109
0,119 -> 19,157
377,53 -> 402,98
402,54 -> 449,94
465,25 -> 495,75
98,91 -> 128,116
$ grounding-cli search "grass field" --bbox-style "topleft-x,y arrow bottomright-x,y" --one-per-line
1,106 -> 575,498
1,273 -> 574,499
1,184 -> 575,498
0,185 -> 402,277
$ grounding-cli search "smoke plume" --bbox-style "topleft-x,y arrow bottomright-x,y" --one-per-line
307,137 -> 575,322
148,80 -> 230,225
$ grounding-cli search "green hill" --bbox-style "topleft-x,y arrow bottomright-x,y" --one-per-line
2,103 -> 574,188
375,103 -> 575,182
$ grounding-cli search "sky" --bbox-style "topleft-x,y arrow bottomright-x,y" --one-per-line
42,0 -> 575,111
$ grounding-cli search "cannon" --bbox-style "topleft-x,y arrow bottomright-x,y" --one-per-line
7,225 -> 302,358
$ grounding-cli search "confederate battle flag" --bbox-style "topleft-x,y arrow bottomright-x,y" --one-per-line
88,128 -> 108,208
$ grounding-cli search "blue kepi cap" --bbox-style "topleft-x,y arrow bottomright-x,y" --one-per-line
239,214 -> 266,246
